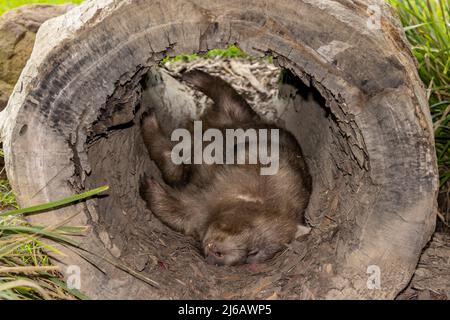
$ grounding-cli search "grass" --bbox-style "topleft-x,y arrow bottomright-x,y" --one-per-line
388,0 -> 450,227
0,0 -> 84,15
0,217 -> 89,300
0,173 -> 108,300
160,44 -> 249,65
0,180 -> 17,210
0,185 -> 108,217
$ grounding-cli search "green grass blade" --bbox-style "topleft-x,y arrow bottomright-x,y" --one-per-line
0,186 -> 109,217
49,277 -> 90,300
404,22 -> 429,31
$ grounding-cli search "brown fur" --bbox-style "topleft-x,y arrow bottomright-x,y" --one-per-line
140,69 -> 312,266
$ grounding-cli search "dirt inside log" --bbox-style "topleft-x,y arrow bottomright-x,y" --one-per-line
82,58 -> 369,299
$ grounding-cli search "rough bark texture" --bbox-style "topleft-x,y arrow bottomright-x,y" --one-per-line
0,0 -> 438,299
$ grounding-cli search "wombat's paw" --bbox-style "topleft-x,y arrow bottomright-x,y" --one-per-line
140,109 -> 159,130
139,173 -> 165,197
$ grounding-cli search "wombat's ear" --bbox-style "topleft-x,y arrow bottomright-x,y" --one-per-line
295,224 -> 312,238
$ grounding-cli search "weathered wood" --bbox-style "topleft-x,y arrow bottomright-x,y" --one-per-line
0,0 -> 438,299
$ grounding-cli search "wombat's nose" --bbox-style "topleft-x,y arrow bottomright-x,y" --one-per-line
204,243 -> 223,265
205,242 -> 217,256
206,253 -> 218,265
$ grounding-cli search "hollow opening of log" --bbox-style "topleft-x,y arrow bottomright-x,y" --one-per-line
82,53 -> 367,298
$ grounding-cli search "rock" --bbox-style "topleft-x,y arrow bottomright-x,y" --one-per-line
0,4 -> 75,110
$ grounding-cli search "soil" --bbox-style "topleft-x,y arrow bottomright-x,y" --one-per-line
397,233 -> 450,300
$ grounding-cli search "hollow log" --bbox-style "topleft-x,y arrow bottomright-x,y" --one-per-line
0,0 -> 438,299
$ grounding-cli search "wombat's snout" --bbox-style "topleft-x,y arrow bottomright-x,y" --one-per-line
204,242 -> 226,266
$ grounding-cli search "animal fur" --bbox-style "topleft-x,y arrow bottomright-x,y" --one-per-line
140,69 -> 312,266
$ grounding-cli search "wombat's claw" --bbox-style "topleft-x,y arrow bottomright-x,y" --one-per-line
140,109 -> 156,125
139,173 -> 154,199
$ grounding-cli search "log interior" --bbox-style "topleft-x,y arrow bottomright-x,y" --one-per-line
82,61 -> 367,299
